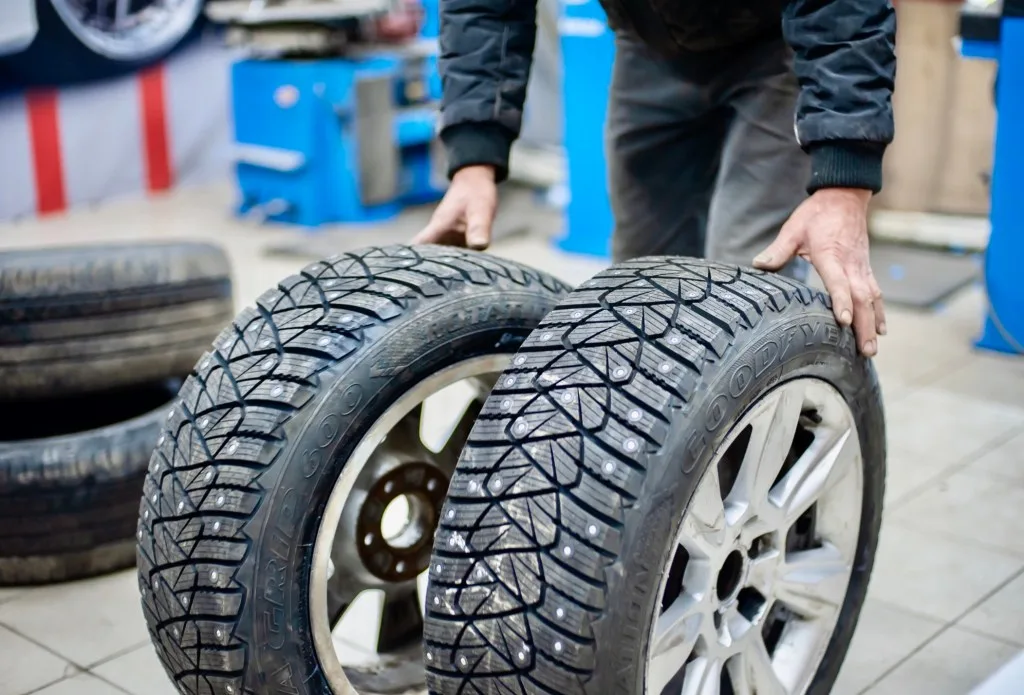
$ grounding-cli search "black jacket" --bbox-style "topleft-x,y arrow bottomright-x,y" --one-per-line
437,0 -> 897,193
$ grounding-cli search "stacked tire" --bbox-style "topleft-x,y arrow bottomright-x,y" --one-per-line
0,241 -> 234,586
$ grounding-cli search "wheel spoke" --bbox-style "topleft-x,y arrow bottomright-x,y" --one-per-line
774,543 -> 851,621
649,593 -> 706,694
114,0 -> 131,24
681,656 -> 723,695
769,426 -> 857,526
434,396 -> 485,473
730,634 -> 785,695
679,465 -> 727,558
728,387 -> 805,517
377,585 -> 424,653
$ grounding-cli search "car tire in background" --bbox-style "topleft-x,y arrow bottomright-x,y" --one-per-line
0,0 -> 206,87
424,256 -> 887,695
136,245 -> 570,695
0,379 -> 179,586
0,241 -> 234,401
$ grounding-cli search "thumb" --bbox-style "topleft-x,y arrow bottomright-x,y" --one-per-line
753,226 -> 801,271
464,198 -> 495,250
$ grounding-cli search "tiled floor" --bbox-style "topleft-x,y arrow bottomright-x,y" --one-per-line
2,185 -> 1023,695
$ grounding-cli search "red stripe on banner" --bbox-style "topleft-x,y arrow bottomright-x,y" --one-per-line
140,65 -> 173,192
27,90 -> 67,215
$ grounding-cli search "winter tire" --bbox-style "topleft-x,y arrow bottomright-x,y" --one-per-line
135,245 -> 569,695
0,241 -> 234,401
423,256 -> 886,695
0,380 -> 179,586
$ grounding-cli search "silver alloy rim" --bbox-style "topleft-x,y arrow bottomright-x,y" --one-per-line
309,355 -> 508,694
50,0 -> 203,61
645,378 -> 864,695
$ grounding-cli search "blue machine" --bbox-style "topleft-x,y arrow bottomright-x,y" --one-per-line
555,0 -> 616,258
959,0 -> 1024,355
230,8 -> 446,228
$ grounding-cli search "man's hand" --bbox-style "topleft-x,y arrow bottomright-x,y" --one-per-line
412,165 -> 498,250
753,187 -> 887,358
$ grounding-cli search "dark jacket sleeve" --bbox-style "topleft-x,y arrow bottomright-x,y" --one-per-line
782,0 -> 897,193
436,0 -> 538,182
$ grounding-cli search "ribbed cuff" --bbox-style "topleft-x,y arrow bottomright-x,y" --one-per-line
440,123 -> 514,183
807,141 -> 884,194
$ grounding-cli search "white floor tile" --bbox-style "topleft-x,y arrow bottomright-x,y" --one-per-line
890,469 -> 1024,557
90,645 -> 177,695
30,673 -> 126,695
832,598 -> 945,695
868,523 -> 1022,622
883,387 -> 1024,472
0,625 -> 77,695
0,570 -> 149,668
868,627 -> 1018,695
959,571 -> 1024,646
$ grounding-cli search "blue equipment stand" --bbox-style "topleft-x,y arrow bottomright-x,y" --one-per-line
959,0 -> 1024,355
229,5 -> 446,229
555,0 -> 615,258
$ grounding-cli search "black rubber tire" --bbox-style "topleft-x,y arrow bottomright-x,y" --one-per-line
135,245 -> 570,695
0,380 -> 179,586
422,257 -> 887,695
0,241 -> 234,401
0,0 -> 204,88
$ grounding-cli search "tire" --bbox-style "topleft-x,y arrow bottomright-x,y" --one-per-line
135,245 -> 570,695
0,380 -> 179,586
423,257 -> 887,695
0,0 -> 205,87
0,241 -> 234,401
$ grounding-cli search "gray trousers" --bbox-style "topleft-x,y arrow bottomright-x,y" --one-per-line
606,34 -> 810,280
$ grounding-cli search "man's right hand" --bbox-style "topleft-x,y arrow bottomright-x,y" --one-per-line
412,165 -> 498,250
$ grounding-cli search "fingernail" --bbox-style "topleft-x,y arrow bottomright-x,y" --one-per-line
840,310 -> 852,326
753,253 -> 771,265
864,340 -> 877,356
879,322 -> 887,335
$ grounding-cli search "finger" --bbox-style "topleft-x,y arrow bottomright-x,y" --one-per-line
850,279 -> 879,357
413,205 -> 462,246
752,224 -> 801,271
464,197 -> 496,250
869,273 -> 887,336
816,256 -> 854,330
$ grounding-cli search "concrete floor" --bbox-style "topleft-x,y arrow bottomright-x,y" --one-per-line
1,184 -> 1023,695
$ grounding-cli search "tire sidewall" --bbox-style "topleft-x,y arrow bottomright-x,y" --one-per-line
591,303 -> 886,695
236,286 -> 559,693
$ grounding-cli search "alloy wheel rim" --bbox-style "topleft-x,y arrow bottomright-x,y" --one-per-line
645,378 -> 864,695
51,0 -> 203,61
309,355 -> 509,694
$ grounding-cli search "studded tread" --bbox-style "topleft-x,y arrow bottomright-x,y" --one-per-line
135,244 -> 570,695
422,256 -> 855,695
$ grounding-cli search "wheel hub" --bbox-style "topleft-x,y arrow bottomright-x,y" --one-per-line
714,549 -> 746,606
355,461 -> 448,583
645,379 -> 864,695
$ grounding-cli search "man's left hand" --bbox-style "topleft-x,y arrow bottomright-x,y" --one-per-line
752,187 -> 886,358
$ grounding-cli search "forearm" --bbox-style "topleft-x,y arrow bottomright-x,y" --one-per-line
782,0 -> 897,193
437,0 -> 538,182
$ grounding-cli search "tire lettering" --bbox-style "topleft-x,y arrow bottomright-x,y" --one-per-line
728,364 -> 753,398
754,341 -> 779,378
269,664 -> 300,694
706,394 -> 728,430
799,321 -> 821,346
338,385 -> 363,416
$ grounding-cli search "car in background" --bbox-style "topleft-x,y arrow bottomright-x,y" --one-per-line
0,0 -> 206,86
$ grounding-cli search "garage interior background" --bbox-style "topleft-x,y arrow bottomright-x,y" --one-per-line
0,2 -> 1023,695
0,0 -> 995,233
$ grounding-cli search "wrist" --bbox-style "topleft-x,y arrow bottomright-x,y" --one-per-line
452,165 -> 496,184
807,141 -> 884,194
